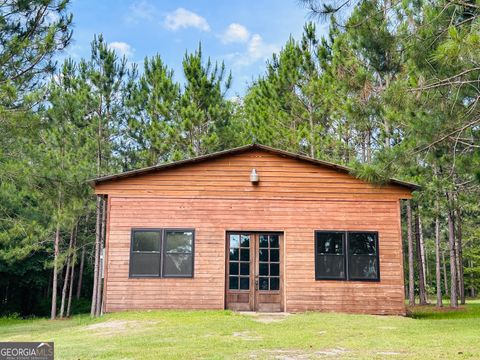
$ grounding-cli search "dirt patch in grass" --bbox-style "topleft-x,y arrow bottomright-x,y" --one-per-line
250,348 -> 348,359
241,312 -> 291,323
233,331 -> 263,341
376,351 -> 403,356
84,320 -> 158,336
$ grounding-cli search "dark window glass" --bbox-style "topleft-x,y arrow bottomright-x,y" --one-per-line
316,232 -> 343,254
240,235 -> 250,248
270,249 -> 279,262
348,232 -> 379,280
259,277 -> 269,290
259,263 -> 268,276
349,232 -> 377,255
270,263 -> 279,276
132,231 -> 160,252
240,248 -> 250,261
240,277 -> 249,290
229,262 -> 239,275
259,249 -> 268,262
270,277 -> 279,290
229,276 -> 239,290
130,253 -> 160,276
315,232 -> 345,280
164,254 -> 193,276
315,255 -> 345,279
259,235 -> 269,248
240,262 -> 249,275
130,231 -> 161,276
269,235 -> 279,248
349,255 -> 378,280
229,248 -> 239,260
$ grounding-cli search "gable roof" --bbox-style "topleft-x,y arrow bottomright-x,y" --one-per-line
89,143 -> 420,191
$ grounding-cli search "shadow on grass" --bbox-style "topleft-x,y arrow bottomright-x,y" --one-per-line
407,301 -> 480,320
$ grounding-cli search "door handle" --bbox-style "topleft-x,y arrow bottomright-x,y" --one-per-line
255,278 -> 259,290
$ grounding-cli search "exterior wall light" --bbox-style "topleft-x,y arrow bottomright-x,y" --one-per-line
250,168 -> 259,184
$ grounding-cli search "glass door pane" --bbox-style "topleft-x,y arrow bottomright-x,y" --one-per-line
258,234 -> 280,291
228,234 -> 250,290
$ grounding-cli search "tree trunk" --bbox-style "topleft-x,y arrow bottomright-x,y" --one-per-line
415,209 -> 427,305
434,210 -> 442,307
455,206 -> 465,304
366,130 -> 371,162
442,248 -> 449,296
60,226 -> 75,318
308,104 -> 315,158
418,214 -> 428,294
470,260 -> 475,298
447,206 -> 458,307
95,196 -> 107,316
90,196 -> 102,316
407,201 -> 415,306
46,271 -> 52,299
67,226 -> 78,317
76,245 -> 85,300
51,224 -> 61,320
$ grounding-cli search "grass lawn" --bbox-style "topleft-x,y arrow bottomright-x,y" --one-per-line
1,301 -> 479,359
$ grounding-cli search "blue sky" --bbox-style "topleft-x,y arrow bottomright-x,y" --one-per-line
65,0 -> 328,96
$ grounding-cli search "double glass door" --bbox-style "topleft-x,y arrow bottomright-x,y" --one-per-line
225,232 -> 283,312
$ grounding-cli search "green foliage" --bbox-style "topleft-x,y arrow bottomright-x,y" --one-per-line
126,44 -> 235,167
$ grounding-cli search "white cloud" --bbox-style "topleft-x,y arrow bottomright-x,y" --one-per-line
233,34 -> 279,67
164,8 -> 210,32
220,23 -> 250,44
108,42 -> 134,58
126,0 -> 156,23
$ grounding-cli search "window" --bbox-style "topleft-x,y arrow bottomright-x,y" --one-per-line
314,231 -> 379,281
130,230 -> 161,277
163,230 -> 194,277
315,232 -> 345,280
348,232 -> 378,281
129,228 -> 194,278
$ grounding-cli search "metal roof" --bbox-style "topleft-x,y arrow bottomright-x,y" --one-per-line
88,143 -> 420,191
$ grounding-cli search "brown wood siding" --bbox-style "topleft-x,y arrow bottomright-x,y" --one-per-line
95,150 -> 412,200
99,150 -> 408,315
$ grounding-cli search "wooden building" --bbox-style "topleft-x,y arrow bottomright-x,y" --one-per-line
91,144 -> 417,315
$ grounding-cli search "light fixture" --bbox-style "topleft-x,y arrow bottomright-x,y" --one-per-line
250,168 -> 259,184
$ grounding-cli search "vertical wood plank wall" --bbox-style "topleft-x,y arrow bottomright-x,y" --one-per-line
98,150 -> 409,315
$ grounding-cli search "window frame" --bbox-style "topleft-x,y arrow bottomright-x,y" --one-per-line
129,228 -> 195,279
346,231 -> 380,282
129,228 -> 163,278
314,230 -> 380,282
314,230 -> 347,281
162,228 -> 195,279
